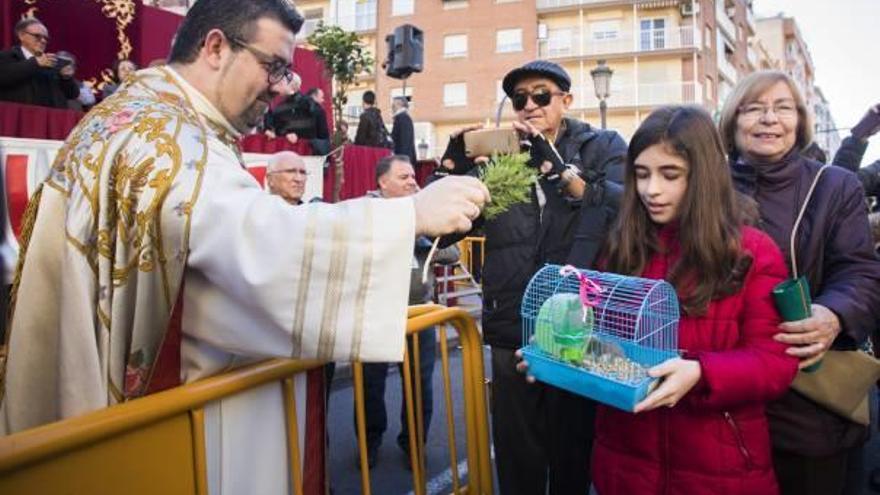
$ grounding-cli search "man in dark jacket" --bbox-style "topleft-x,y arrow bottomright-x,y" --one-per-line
833,103 -> 880,202
391,96 -> 417,164
435,60 -> 626,495
354,90 -> 391,148
0,18 -> 79,108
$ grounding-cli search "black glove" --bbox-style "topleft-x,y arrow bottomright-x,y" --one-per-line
523,133 -> 566,183
851,104 -> 880,142
439,133 -> 477,176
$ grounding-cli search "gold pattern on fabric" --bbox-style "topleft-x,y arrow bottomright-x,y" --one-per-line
317,205 -> 350,359
291,209 -> 319,357
0,185 -> 44,401
349,202 -> 374,361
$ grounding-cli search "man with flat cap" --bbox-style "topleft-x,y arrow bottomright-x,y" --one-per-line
435,60 -> 627,494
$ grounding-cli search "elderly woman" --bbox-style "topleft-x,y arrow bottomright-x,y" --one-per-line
719,70 -> 880,495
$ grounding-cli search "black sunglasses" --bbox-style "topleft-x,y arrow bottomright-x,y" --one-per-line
511,88 -> 567,111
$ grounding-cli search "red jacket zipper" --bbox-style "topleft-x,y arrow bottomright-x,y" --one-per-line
724,411 -> 753,469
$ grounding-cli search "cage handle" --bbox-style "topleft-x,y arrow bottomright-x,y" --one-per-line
559,265 -> 603,322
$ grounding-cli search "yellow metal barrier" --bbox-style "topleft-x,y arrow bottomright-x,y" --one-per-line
0,305 -> 492,495
0,358 -> 322,495
353,304 -> 493,495
459,236 -> 485,284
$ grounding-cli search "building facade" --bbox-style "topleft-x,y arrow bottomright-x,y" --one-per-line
154,1 -> 837,159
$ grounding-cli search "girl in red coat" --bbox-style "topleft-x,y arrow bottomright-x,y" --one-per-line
590,106 -> 799,495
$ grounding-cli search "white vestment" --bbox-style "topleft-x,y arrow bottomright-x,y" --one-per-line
1,67 -> 414,495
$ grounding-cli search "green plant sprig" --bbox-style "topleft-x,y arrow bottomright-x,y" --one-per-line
480,152 -> 535,220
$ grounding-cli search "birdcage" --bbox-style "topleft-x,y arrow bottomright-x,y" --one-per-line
520,264 -> 680,411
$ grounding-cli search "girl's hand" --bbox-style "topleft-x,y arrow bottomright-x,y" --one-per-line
514,349 -> 536,384
633,358 -> 701,413
774,304 -> 841,369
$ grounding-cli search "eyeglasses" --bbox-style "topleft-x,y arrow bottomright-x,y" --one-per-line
738,101 -> 798,122
268,168 -> 308,177
227,36 -> 293,85
23,31 -> 49,43
511,88 -> 567,111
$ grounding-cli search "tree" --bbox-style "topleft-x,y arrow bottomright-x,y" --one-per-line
307,24 -> 374,202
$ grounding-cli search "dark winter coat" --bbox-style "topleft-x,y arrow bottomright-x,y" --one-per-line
0,46 -> 79,108
833,136 -> 880,199
264,92 -> 328,140
354,107 -> 391,148
592,225 -> 798,495
391,110 -> 417,164
479,118 -> 626,349
731,151 -> 880,456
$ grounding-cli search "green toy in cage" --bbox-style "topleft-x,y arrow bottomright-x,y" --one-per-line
534,267 -> 601,364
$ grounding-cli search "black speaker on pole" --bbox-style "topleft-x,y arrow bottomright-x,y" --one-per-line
385,24 -> 423,80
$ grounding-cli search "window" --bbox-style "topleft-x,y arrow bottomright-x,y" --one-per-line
496,28 -> 523,53
392,0 -> 413,17
444,34 -> 468,58
591,20 -> 620,41
639,18 -> 666,50
704,76 -> 714,102
442,0 -> 468,9
546,28 -> 573,55
300,8 -> 323,38
354,0 -> 377,31
704,25 -> 713,49
443,82 -> 467,107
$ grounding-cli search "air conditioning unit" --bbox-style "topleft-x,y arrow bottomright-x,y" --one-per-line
538,23 -> 548,40
680,2 -> 693,16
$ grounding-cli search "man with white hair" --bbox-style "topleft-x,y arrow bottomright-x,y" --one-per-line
266,150 -> 308,204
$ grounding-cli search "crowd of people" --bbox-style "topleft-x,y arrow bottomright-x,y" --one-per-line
1,1 -> 879,495
0,17 -> 144,112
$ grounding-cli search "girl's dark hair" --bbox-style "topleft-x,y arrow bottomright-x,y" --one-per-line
168,0 -> 303,65
604,105 -> 752,315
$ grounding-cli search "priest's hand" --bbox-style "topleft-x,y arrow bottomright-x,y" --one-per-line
413,176 -> 490,236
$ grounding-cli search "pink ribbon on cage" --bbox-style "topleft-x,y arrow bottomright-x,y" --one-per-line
559,265 -> 603,322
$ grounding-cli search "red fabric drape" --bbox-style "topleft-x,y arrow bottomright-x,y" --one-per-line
0,101 -> 82,139
240,134 -> 313,155
324,145 -> 392,202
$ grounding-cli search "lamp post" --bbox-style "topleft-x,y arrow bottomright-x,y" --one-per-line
590,59 -> 613,130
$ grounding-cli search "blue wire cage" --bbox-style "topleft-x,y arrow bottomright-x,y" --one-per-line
520,264 -> 680,411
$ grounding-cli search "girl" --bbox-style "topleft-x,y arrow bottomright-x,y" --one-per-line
590,106 -> 798,495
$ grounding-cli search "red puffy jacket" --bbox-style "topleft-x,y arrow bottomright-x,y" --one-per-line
591,226 -> 799,495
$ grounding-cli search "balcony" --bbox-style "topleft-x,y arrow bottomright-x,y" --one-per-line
572,81 -> 701,109
336,11 -> 377,32
718,54 -> 738,83
747,45 -> 759,69
715,2 -> 736,41
538,26 -> 697,59
537,0 -> 622,11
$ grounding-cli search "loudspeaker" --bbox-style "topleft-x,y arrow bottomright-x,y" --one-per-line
385,24 -> 423,79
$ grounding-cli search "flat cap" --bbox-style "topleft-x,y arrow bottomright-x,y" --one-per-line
502,60 -> 572,97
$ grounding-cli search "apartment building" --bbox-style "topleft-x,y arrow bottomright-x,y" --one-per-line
157,1 -> 840,158
756,14 -> 840,157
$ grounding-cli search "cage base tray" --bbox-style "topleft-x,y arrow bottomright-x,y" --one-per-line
521,344 -> 672,412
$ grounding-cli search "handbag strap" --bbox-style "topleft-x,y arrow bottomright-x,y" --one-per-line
789,165 -> 829,279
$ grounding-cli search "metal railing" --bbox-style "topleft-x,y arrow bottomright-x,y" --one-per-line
352,305 -> 492,494
538,26 -> 696,59
573,81 -> 700,109
536,0 -> 619,10
0,306 -> 493,495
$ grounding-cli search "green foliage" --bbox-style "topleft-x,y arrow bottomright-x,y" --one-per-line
307,23 -> 374,124
480,153 -> 535,220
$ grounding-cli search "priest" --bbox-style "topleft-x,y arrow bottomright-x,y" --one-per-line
0,1 -> 488,493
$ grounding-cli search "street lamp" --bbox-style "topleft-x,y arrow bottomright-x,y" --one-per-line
591,59 -> 613,130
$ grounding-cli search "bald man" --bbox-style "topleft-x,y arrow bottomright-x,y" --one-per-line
266,151 -> 308,205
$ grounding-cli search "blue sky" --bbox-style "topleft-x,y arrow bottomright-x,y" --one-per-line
753,0 -> 880,165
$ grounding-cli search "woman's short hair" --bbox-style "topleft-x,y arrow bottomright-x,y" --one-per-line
718,70 -> 814,159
